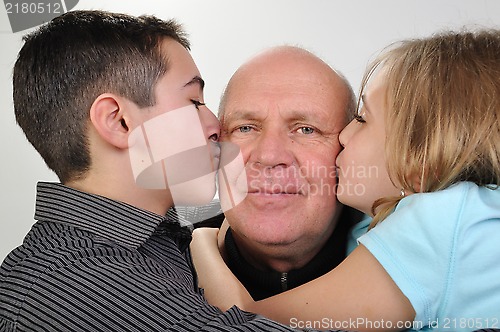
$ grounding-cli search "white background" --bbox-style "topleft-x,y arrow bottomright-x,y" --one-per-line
1,0 -> 499,262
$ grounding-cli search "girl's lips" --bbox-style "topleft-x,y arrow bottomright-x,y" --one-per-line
335,153 -> 343,169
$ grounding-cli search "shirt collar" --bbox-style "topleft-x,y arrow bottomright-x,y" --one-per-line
224,206 -> 362,300
224,225 -> 347,300
34,182 -> 185,249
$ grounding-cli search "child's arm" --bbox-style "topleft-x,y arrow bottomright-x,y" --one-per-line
190,227 -> 254,311
246,245 -> 415,331
191,229 -> 415,331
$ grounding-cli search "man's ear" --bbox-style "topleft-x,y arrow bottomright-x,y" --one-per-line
89,93 -> 131,149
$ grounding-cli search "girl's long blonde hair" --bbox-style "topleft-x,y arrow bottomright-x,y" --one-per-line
363,29 -> 500,227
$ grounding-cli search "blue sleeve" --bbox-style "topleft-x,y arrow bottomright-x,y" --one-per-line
346,216 -> 371,255
359,182 -> 500,329
358,183 -> 470,324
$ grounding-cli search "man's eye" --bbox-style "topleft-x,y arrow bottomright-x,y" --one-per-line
297,127 -> 315,134
190,99 -> 206,110
237,126 -> 253,133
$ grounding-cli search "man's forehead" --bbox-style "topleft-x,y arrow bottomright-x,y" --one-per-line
221,71 -> 348,127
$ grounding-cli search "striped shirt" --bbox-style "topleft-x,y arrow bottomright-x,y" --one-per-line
0,182 -> 328,331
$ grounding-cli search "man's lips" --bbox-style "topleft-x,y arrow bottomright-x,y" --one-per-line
248,185 -> 302,195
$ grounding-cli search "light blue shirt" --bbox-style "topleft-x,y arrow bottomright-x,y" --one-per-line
346,215 -> 371,255
358,182 -> 500,331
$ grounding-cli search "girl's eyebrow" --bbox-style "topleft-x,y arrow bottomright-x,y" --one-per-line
361,94 -> 372,115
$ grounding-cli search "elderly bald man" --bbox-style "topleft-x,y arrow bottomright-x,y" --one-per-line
218,46 -> 363,300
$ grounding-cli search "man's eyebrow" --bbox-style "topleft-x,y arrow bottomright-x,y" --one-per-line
184,76 -> 205,90
224,109 -> 261,122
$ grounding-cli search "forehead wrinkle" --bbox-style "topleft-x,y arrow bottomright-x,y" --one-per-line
279,105 -> 333,125
279,108 -> 309,122
222,108 -> 269,125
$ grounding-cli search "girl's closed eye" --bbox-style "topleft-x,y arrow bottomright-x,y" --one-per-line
354,113 -> 366,123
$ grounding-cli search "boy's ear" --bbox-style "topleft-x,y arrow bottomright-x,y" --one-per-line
89,93 -> 131,149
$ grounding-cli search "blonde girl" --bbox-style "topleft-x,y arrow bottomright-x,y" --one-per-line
191,29 -> 500,331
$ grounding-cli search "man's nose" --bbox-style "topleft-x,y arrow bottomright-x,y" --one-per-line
251,128 -> 294,167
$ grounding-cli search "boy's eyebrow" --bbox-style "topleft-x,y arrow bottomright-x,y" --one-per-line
184,76 -> 205,90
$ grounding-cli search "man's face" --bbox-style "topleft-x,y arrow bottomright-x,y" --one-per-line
220,55 -> 348,257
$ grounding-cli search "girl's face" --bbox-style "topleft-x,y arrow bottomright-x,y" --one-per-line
336,70 -> 400,216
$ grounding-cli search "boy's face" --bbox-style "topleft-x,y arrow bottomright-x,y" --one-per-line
127,38 -> 221,206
